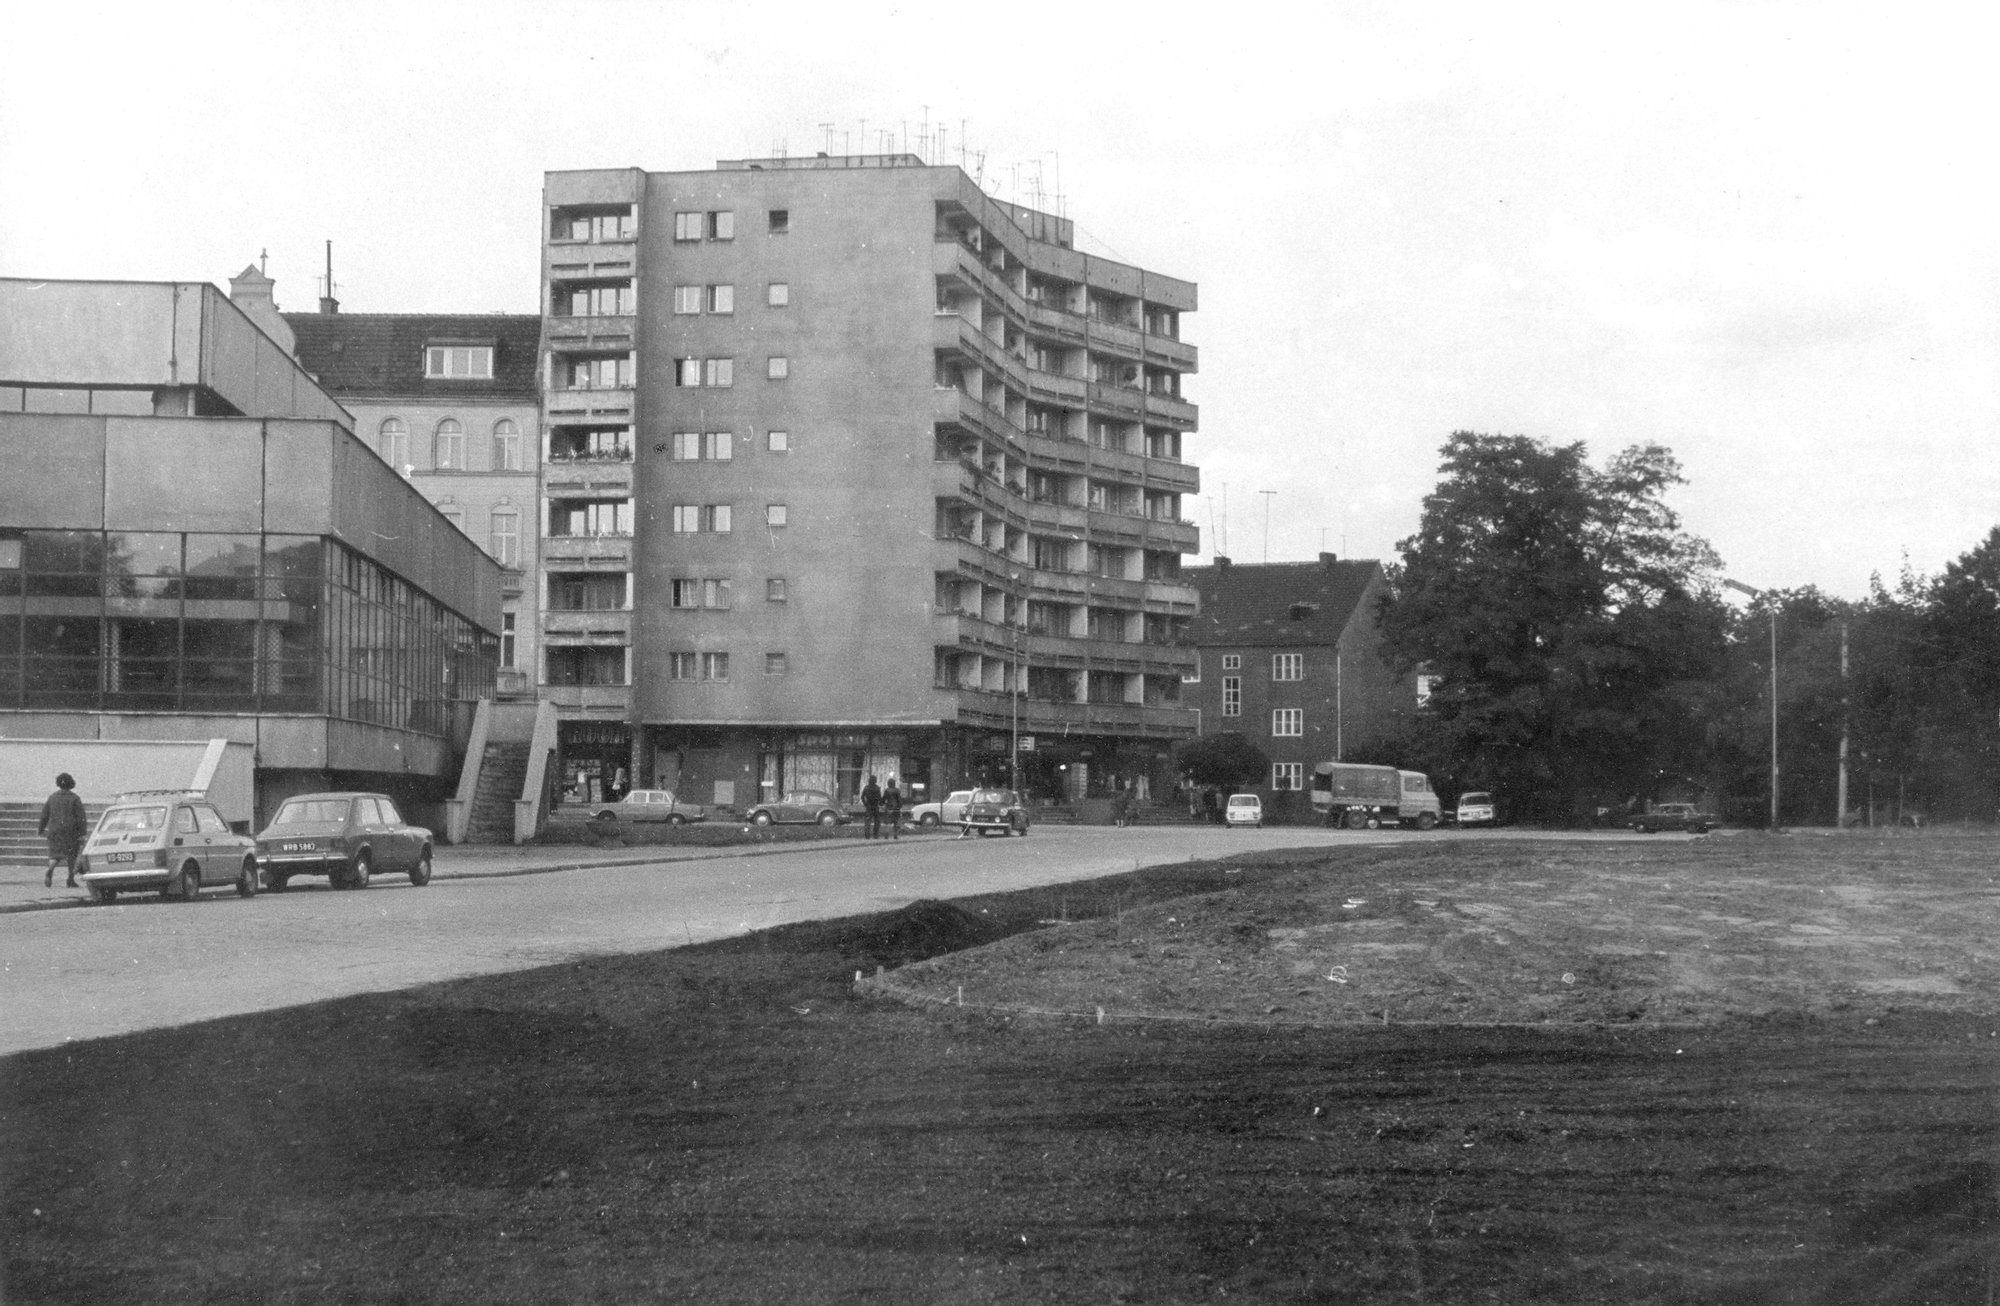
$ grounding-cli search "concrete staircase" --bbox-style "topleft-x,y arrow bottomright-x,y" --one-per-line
465,742 -> 530,844
0,801 -> 106,866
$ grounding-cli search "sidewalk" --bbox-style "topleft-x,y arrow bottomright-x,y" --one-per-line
0,842 -> 757,915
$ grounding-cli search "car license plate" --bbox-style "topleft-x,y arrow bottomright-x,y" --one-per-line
106,852 -> 135,863
283,841 -> 314,852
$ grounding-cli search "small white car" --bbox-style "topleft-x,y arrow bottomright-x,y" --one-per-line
908,790 -> 974,827
1454,791 -> 1496,826
1224,793 -> 1263,828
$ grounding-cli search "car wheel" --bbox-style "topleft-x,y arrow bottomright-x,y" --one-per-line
667,813 -> 686,826
752,811 -> 773,826
817,811 -> 838,826
593,810 -> 617,824
1343,809 -> 1369,830
177,863 -> 202,902
918,812 -> 939,827
348,853 -> 372,890
409,848 -> 433,887
235,858 -> 258,898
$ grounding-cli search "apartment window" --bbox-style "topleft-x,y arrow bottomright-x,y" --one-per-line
1181,653 -> 1201,684
767,282 -> 789,307
671,504 -> 732,533
489,509 -> 519,565
766,429 -> 789,453
767,356 -> 789,380
768,209 -> 789,233
549,499 -> 632,537
670,578 -> 732,609
766,578 -> 787,602
501,612 -> 516,670
765,652 -> 788,676
1273,652 -> 1303,682
439,505 -> 463,531
1272,708 -> 1303,737
765,504 -> 787,528
671,431 -> 700,461
1222,676 -> 1241,717
565,356 -> 631,389
704,284 -> 734,314
546,647 -> 626,687
549,426 -> 631,461
433,418 -> 464,470
548,573 -> 627,611
492,419 -> 521,471
377,417 -> 408,467
701,651 -> 729,681
669,652 -> 698,680
670,432 -> 734,462
673,285 -> 702,314
677,358 -> 733,388
1272,762 -> 1304,791
1222,654 -> 1241,671
552,208 -> 634,242
674,212 -> 702,242
559,283 -> 634,316
425,346 -> 493,379
669,580 -> 699,609
708,211 -> 734,240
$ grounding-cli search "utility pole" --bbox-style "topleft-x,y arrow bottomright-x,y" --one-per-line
1837,621 -> 1849,827
1259,490 -> 1275,562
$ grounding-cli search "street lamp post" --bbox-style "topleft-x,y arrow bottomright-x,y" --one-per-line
1009,572 -> 1023,794
1723,579 -> 1779,830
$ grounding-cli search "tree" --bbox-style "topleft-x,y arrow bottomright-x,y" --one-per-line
1379,432 -> 1729,823
1176,733 -> 1270,791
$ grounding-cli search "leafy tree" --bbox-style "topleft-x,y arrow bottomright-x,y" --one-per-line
1380,432 -> 1728,823
1176,733 -> 1270,790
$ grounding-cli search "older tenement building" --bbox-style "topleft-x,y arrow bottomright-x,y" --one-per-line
540,155 -> 1201,810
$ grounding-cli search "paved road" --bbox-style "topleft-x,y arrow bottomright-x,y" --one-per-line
0,825 -> 1666,1055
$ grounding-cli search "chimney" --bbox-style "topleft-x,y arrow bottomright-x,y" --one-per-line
1319,551 -> 1339,570
318,239 -> 339,314
1214,555 -> 1231,571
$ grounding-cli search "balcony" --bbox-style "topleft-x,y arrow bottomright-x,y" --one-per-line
543,610 -> 632,639
540,534 -> 633,567
544,387 -> 635,420
543,460 -> 634,495
945,688 -> 1197,739
1142,333 -> 1198,373
1143,391 -> 1198,429
541,683 -> 631,716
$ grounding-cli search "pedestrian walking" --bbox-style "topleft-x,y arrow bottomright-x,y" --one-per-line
883,778 -> 903,839
39,772 -> 87,890
860,774 -> 883,838
1112,783 -> 1132,828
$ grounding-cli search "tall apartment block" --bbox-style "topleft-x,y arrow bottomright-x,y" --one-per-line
539,155 -> 1201,810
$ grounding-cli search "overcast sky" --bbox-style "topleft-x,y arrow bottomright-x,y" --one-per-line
4,1 -> 1993,598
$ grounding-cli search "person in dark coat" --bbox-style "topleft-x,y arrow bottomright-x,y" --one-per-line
883,778 -> 903,840
860,774 -> 883,838
39,772 -> 87,889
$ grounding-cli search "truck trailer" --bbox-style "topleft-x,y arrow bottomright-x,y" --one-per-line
1310,762 -> 1442,830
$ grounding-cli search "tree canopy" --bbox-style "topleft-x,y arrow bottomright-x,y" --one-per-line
1177,733 -> 1271,790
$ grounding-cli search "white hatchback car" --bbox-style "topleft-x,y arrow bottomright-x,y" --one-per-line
1224,793 -> 1264,828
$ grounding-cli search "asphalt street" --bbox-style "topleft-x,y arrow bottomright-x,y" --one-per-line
0,825 -> 1668,1055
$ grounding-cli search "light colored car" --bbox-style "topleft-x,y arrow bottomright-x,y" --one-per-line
255,792 -> 434,891
1225,793 -> 1264,828
907,789 -> 974,827
745,790 -> 848,826
592,789 -> 706,825
76,790 -> 261,904
1454,791 -> 1496,826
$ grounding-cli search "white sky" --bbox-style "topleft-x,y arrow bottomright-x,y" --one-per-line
4,1 -> 1994,598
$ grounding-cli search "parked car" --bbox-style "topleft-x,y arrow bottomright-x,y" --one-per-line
255,792 -> 434,890
592,789 -> 706,824
744,790 -> 847,826
907,789 -> 974,827
959,788 -> 1029,837
1224,793 -> 1264,828
75,790 -> 260,904
1454,791 -> 1497,827
1630,802 -> 1713,834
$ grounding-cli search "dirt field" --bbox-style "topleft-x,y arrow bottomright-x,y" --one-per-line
4,834 -> 1998,1303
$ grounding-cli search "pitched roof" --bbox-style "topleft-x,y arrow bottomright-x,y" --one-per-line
283,312 -> 541,401
1185,556 -> 1383,648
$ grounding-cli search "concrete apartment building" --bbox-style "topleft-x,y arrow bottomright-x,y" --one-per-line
539,155 -> 1202,810
1182,555 -> 1417,819
0,277 -> 503,827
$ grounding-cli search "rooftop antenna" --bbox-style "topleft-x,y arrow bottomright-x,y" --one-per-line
1259,490 -> 1277,562
317,239 -> 339,314
1220,482 -> 1228,556
959,118 -> 967,169
859,117 -> 867,156
259,247 -> 268,275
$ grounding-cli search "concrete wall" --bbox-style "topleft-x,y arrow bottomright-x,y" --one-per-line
0,738 -> 253,823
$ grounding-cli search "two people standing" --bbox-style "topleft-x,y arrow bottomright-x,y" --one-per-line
859,774 -> 903,839
39,772 -> 87,890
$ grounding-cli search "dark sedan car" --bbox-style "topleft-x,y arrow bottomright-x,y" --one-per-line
959,788 -> 1029,837
1630,802 -> 1713,834
743,789 -> 847,826
256,792 -> 434,890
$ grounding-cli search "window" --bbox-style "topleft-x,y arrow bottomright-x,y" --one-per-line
701,651 -> 729,681
1181,653 -> 1201,684
1222,654 -> 1241,671
425,346 -> 493,379
1272,708 -> 1303,737
501,612 -> 516,669
677,358 -> 733,387
1272,762 -> 1304,791
558,283 -> 634,316
766,578 -> 787,602
548,572 -> 627,610
767,282 -> 789,307
767,356 -> 789,380
439,506 -> 464,530
707,284 -> 734,314
669,652 -> 698,680
671,505 -> 731,533
377,417 -> 408,467
1273,652 -> 1303,681
549,499 -> 631,537
547,647 -> 626,686
765,504 -> 787,528
708,211 -> 734,240
674,211 -> 702,242
1417,674 -> 1437,707
492,419 -> 521,471
765,652 -> 788,676
766,429 -> 789,453
669,579 -> 732,609
433,418 -> 464,470
673,285 -> 702,314
552,208 -> 634,242
768,209 -> 789,233
564,356 -> 631,389
489,509 -> 519,565
1222,676 -> 1241,717
670,431 -> 733,462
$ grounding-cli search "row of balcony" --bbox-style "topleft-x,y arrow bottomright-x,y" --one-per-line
933,242 -> 1198,374
943,686 -> 1198,739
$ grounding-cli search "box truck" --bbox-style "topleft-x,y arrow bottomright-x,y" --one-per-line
1310,762 -> 1442,830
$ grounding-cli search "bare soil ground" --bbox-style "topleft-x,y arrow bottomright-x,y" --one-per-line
4,834 -> 1998,1303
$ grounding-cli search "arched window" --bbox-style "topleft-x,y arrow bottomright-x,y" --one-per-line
378,417 -> 409,468
434,418 -> 465,470
492,418 -> 521,471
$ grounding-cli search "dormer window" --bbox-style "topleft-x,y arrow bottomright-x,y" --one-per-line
426,345 -> 493,379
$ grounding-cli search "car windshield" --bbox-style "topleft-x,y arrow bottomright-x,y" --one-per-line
1460,792 -> 1490,805
971,790 -> 1013,804
1228,796 -> 1258,807
98,805 -> 167,833
271,798 -> 351,825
